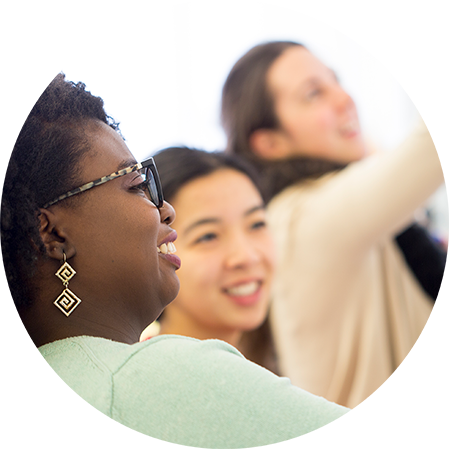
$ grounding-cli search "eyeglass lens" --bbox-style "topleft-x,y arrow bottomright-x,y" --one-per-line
147,169 -> 159,204
140,167 -> 161,207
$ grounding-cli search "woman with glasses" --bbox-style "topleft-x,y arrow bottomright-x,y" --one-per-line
1,73 -> 348,448
142,146 -> 278,374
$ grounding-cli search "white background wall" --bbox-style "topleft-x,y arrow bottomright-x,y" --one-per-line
0,0 -> 449,236
0,0 -> 61,72
57,0 -> 449,159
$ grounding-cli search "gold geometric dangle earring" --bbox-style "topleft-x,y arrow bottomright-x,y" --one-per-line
53,251 -> 82,317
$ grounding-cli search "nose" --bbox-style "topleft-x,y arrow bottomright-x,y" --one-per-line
224,233 -> 261,270
159,200 -> 176,226
334,85 -> 355,112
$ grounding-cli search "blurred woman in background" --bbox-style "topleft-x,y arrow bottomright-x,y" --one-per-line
221,41 -> 446,408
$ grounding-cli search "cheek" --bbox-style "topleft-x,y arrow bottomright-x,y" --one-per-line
75,199 -> 160,267
175,249 -> 222,300
260,234 -> 277,275
268,247 -> 277,273
175,265 -> 221,321
301,108 -> 336,136
263,247 -> 276,283
281,106 -> 335,145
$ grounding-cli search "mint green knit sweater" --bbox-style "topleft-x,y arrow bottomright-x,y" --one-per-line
39,335 -> 348,448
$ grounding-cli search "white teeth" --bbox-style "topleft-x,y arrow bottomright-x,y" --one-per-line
157,242 -> 177,255
226,281 -> 259,297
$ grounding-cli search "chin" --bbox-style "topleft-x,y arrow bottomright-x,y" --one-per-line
162,276 -> 181,309
347,139 -> 368,161
333,149 -> 365,164
239,312 -> 268,332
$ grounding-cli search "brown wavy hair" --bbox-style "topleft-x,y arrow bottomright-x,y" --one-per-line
221,41 -> 346,201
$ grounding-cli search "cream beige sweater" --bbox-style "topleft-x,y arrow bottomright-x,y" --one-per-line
267,121 -> 443,408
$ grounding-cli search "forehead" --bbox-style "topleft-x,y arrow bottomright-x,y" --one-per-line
80,120 -> 136,181
172,169 -> 263,223
267,47 -> 330,95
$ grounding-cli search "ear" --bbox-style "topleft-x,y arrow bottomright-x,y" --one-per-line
249,129 -> 293,160
38,208 -> 76,261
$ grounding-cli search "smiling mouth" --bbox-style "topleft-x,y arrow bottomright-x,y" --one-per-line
225,281 -> 260,296
340,120 -> 359,136
157,242 -> 177,254
223,281 -> 263,307
157,241 -> 181,269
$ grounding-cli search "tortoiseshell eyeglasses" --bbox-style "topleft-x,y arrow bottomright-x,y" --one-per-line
43,157 -> 164,209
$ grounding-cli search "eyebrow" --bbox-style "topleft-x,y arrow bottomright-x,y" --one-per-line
184,203 -> 265,235
295,69 -> 340,93
117,158 -> 138,171
245,204 -> 265,216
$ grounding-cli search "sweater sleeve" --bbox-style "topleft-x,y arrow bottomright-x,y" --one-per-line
265,120 -> 441,407
295,120 -> 444,256
110,336 -> 349,448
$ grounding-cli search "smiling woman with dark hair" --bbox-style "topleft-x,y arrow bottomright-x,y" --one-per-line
1,73 -> 348,448
149,146 -> 278,374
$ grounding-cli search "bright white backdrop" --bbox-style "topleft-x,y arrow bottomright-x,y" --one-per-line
0,0 -> 449,232
62,0 -> 449,158
1,1 -> 430,160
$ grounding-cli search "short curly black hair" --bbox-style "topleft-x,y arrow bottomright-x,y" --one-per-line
1,73 -> 120,308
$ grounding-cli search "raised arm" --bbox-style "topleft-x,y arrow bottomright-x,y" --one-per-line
265,120 -> 442,406
299,120 -> 444,255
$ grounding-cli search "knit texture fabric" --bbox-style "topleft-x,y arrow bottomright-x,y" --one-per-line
40,335 -> 348,448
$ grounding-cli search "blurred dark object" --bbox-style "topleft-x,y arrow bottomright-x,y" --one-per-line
0,72 -> 56,349
395,223 -> 447,301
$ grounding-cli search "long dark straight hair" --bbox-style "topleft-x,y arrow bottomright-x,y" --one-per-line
153,146 -> 279,374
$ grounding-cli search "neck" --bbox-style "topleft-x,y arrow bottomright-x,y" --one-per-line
21,271 -> 147,348
159,309 -> 242,347
20,303 -> 143,347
